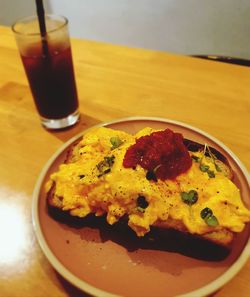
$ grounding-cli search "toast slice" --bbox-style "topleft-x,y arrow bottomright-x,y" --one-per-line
46,127 -> 250,249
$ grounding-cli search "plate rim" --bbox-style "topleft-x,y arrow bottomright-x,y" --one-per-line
32,116 -> 250,297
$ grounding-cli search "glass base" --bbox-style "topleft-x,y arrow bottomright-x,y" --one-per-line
41,110 -> 80,130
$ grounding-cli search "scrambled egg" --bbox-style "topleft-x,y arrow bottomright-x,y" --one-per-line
46,127 -> 250,237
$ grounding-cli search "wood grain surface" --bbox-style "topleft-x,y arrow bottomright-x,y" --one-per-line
0,25 -> 249,297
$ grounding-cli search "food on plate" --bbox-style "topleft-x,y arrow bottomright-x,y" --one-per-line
46,127 -> 250,248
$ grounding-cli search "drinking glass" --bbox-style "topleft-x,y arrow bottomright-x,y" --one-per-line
12,14 -> 80,129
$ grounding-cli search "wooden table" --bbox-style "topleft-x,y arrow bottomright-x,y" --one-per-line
0,25 -> 249,297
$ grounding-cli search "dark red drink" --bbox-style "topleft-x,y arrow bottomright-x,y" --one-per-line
21,44 -> 78,119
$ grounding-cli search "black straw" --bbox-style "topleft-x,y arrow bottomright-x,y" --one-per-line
35,0 -> 49,57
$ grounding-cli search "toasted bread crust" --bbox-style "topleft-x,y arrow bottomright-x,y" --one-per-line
154,218 -> 233,247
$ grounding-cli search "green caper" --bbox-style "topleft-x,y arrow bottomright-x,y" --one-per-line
181,190 -> 198,205
137,195 -> 149,209
205,215 -> 219,227
200,207 -> 213,219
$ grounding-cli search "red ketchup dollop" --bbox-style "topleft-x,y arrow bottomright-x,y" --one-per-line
123,129 -> 192,180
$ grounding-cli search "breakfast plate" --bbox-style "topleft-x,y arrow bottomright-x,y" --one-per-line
32,117 -> 250,297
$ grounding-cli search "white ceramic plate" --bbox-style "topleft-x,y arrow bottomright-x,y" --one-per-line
32,117 -> 250,297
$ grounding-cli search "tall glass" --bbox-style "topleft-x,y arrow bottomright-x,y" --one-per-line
12,15 -> 79,129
